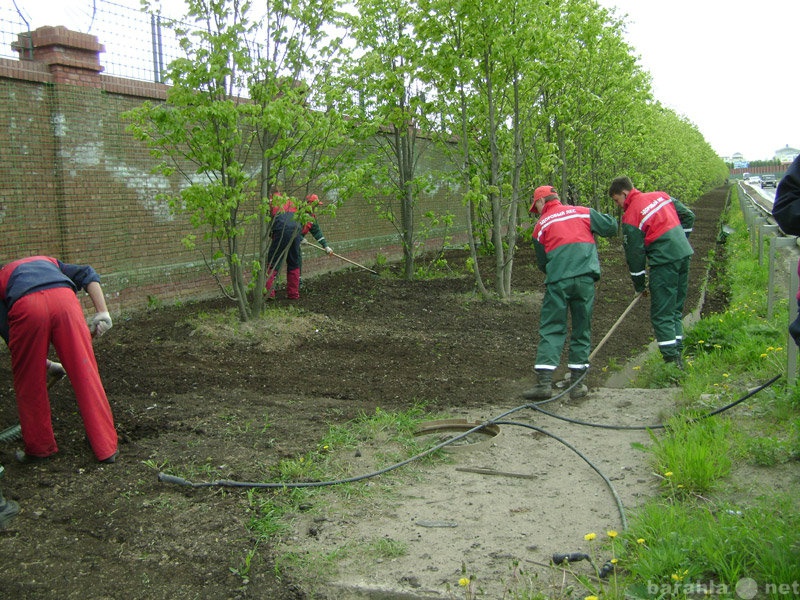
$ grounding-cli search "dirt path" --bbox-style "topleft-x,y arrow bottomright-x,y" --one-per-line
286,387 -> 679,599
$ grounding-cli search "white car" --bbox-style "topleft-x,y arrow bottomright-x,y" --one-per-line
748,175 -> 763,185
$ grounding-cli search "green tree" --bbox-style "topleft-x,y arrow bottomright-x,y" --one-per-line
343,0 -> 438,280
126,0 -> 350,320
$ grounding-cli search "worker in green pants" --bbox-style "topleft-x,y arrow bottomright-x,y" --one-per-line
609,176 -> 695,367
523,185 -> 618,400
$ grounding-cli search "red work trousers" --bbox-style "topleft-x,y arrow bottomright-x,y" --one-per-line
7,287 -> 117,461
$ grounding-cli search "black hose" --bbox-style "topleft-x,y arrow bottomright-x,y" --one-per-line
526,373 -> 781,430
492,420 -> 629,530
157,371 -> 779,534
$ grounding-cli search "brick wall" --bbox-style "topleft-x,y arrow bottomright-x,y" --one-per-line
0,27 -> 469,315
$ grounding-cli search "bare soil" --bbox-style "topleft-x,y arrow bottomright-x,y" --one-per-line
0,187 -> 730,599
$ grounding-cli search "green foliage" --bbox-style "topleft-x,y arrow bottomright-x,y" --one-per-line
621,496 -> 800,591
127,0 -> 352,321
647,416 -> 732,496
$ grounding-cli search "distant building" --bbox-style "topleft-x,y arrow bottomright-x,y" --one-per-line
776,145 -> 799,164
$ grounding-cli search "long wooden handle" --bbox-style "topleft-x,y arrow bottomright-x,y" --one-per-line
588,293 -> 643,362
303,240 -> 378,274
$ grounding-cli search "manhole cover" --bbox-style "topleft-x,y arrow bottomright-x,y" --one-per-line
414,419 -> 500,453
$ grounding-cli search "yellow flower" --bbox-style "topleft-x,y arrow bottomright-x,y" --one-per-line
607,530 -> 618,538
698,339 -> 705,344
611,558 -> 618,564
584,532 -> 596,541
637,538 -> 646,544
585,596 -> 599,600
760,353 -> 768,358
633,365 -> 641,370
458,577 -> 470,587
723,373 -> 729,378
777,347 -> 784,351
664,471 -> 673,477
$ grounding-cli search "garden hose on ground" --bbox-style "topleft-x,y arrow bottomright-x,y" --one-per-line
528,373 -> 781,430
157,371 -> 779,536
157,373 -> 633,525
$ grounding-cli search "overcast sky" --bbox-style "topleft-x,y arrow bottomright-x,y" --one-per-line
597,0 -> 800,161
19,0 -> 799,162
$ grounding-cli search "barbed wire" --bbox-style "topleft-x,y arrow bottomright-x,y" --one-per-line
0,0 -> 187,83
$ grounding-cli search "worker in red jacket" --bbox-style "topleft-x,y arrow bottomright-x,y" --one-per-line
0,256 -> 118,463
609,177 -> 695,367
265,192 -> 333,300
523,185 -> 618,400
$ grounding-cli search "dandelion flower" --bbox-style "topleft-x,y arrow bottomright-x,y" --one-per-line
584,532 -> 597,541
637,538 -> 646,544
458,577 -> 470,587
723,373 -> 729,378
664,471 -> 673,477
611,558 -> 618,564
607,530 -> 618,538
633,365 -> 641,371
760,354 -> 768,358
585,596 -> 599,600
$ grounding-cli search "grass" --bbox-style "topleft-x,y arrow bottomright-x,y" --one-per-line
605,189 -> 800,599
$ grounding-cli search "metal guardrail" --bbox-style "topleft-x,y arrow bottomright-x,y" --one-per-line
739,181 -> 799,383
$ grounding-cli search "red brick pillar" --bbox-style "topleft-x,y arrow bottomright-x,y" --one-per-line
12,26 -> 104,88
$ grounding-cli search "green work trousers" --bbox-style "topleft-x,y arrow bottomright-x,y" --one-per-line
649,256 -> 690,359
535,274 -> 595,369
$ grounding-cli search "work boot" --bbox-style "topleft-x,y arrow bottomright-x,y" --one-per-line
662,353 -> 684,371
522,369 -> 553,400
265,270 -> 277,299
286,268 -> 301,300
569,368 -> 589,399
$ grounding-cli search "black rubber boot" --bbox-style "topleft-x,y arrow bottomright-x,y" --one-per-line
662,353 -> 684,371
569,368 -> 589,399
522,369 -> 553,400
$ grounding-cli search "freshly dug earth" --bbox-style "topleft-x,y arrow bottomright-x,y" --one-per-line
0,187 -> 730,599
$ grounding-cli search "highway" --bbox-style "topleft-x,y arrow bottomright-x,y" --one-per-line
741,181 -> 777,214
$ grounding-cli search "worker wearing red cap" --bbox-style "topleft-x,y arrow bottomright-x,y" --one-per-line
608,177 -> 694,367
265,191 -> 334,300
0,256 -> 118,463
523,185 -> 617,400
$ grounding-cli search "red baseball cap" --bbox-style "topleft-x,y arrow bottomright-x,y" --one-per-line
529,186 -> 559,214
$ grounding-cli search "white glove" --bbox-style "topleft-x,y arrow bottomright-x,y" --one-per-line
47,360 -> 66,378
91,311 -> 113,337
46,360 -> 67,388
325,246 -> 334,255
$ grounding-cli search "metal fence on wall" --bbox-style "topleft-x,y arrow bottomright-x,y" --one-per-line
1,0 -> 186,83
